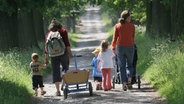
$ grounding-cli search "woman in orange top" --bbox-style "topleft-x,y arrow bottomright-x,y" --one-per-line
111,10 -> 135,91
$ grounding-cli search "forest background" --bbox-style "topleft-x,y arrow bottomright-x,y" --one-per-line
0,0 -> 184,104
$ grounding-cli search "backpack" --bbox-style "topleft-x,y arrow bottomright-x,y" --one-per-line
45,31 -> 65,57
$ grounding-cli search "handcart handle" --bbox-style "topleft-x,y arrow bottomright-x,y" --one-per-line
73,54 -> 82,70
73,54 -> 82,57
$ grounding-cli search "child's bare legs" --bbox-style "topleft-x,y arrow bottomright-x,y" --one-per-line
102,69 -> 108,91
107,68 -> 112,90
102,68 -> 112,91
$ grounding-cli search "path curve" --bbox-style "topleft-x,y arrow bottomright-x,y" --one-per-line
30,5 -> 166,104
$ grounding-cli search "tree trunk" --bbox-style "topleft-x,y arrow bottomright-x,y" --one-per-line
43,17 -> 49,36
146,0 -> 152,34
176,0 -> 184,36
170,0 -> 178,41
32,10 -> 45,42
0,12 -> 18,50
152,0 -> 160,37
18,11 -> 38,48
159,3 -> 171,37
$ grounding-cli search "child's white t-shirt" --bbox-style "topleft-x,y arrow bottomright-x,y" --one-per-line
97,49 -> 114,69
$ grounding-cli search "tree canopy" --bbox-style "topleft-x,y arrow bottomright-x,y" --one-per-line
0,0 -> 184,50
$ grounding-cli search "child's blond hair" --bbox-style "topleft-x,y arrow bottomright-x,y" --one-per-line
31,53 -> 39,61
100,40 -> 109,52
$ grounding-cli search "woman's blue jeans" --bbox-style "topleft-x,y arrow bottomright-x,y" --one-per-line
116,46 -> 134,83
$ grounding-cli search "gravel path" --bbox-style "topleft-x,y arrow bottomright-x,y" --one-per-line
30,6 -> 167,104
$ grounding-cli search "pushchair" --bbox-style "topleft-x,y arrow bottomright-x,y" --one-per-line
112,45 -> 141,89
62,54 -> 93,99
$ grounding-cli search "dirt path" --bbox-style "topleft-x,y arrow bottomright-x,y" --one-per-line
30,6 -> 166,104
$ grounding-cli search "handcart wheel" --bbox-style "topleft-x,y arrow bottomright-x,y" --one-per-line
89,82 -> 93,96
137,75 -> 141,89
112,76 -> 115,89
63,87 -> 68,99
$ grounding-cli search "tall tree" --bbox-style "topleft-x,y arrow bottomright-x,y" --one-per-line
0,0 -> 18,50
146,0 -> 152,34
32,10 -> 45,42
18,10 -> 38,48
159,3 -> 171,36
151,0 -> 160,36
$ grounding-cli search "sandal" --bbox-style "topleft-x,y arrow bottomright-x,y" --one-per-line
96,84 -> 100,90
41,91 -> 46,95
99,85 -> 103,90
56,91 -> 61,96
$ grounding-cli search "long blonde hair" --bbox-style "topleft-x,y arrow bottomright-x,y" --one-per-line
100,40 -> 109,52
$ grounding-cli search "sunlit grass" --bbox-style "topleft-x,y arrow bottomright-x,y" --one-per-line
135,27 -> 184,104
0,47 -> 42,104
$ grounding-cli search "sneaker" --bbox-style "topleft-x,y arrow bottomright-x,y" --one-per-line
96,84 -> 100,90
56,91 -> 61,96
41,91 -> 46,95
99,85 -> 103,90
122,83 -> 127,91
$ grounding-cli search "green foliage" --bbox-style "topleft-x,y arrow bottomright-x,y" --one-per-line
134,29 -> 184,103
0,0 -> 17,15
143,40 -> 184,104
100,0 -> 146,25
0,45 -> 49,104
160,0 -> 171,7
44,0 -> 87,23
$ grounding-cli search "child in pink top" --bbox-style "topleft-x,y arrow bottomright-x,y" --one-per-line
97,40 -> 115,91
